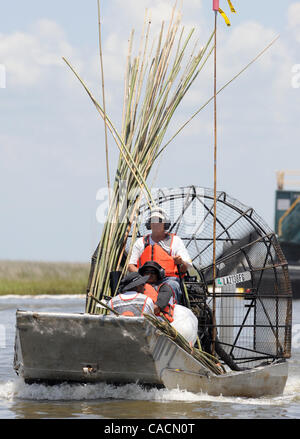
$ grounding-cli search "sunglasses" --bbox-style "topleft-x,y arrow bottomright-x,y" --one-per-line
143,270 -> 157,275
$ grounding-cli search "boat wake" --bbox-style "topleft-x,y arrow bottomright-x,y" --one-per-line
1,375 -> 300,405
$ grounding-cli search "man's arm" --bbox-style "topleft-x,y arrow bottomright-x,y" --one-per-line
172,236 -> 193,274
128,237 -> 144,272
156,283 -> 173,310
128,264 -> 138,272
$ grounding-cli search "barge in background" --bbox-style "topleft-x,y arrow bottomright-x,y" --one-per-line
275,170 -> 300,299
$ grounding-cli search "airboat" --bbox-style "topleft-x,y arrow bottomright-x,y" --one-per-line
13,1 -> 293,398
14,186 -> 292,397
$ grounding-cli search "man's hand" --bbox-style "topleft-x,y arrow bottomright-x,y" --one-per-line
173,255 -> 183,265
173,255 -> 188,274
154,304 -> 161,315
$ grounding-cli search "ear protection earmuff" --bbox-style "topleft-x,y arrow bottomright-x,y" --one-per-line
157,265 -> 166,280
138,262 -> 166,282
145,208 -> 171,231
145,219 -> 170,230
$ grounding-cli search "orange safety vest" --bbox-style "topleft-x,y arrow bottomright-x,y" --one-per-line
144,283 -> 175,323
137,234 -> 180,278
109,293 -> 149,317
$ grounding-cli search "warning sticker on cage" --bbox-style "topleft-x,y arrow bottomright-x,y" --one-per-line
215,271 -> 251,286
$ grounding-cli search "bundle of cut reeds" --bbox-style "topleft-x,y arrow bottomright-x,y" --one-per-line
63,7 -> 214,314
143,312 -> 225,375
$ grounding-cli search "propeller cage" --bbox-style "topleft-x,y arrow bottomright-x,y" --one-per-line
127,186 -> 292,368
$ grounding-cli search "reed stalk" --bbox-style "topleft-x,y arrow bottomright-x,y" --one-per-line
63,7 -> 215,314
97,0 -> 110,203
143,312 -> 225,375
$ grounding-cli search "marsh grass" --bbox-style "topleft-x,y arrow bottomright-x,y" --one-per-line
0,260 -> 89,295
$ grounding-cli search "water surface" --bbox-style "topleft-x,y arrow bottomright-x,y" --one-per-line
0,295 -> 299,419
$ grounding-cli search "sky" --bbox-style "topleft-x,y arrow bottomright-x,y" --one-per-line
0,0 -> 300,263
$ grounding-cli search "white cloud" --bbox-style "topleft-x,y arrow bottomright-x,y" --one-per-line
0,19 -> 80,87
101,32 -> 129,81
0,31 -> 42,86
114,0 -> 176,24
32,19 -> 66,41
111,0 -> 205,41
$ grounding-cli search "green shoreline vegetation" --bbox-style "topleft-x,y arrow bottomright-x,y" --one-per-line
0,260 -> 89,295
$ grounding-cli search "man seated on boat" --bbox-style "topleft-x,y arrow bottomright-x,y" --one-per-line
139,261 -> 198,345
128,207 -> 193,304
138,261 -> 176,322
108,272 -> 154,317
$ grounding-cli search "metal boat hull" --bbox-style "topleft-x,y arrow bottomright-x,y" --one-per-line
14,310 -> 288,397
161,362 -> 288,397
